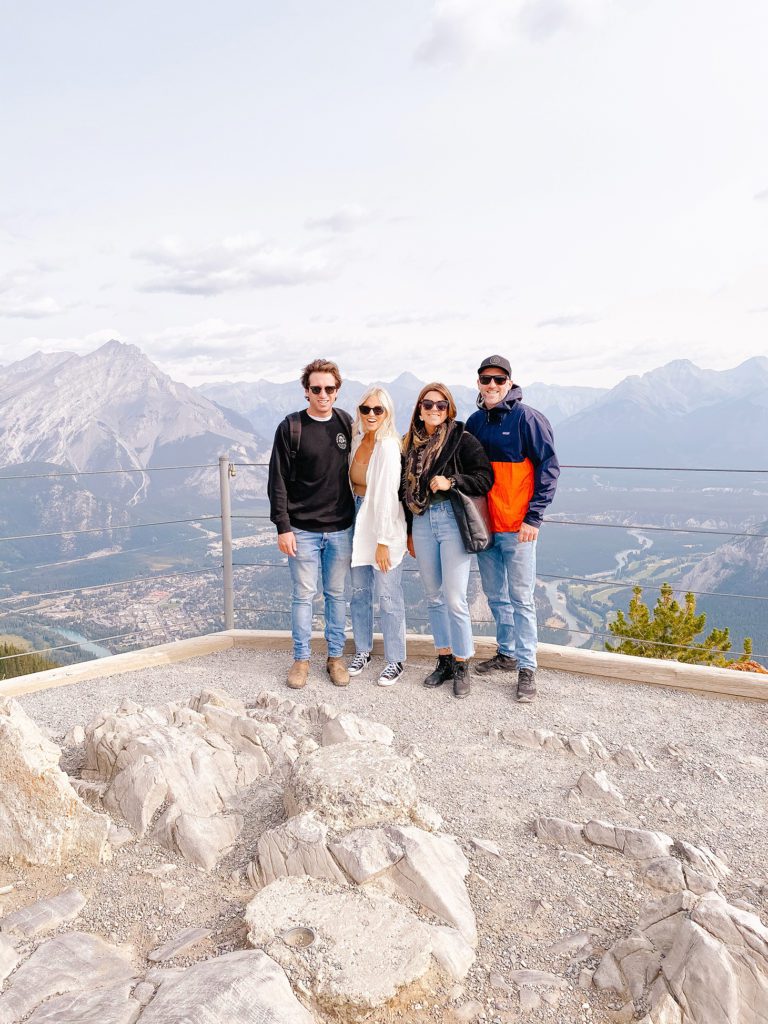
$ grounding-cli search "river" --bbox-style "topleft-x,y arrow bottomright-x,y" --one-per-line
56,627 -> 113,659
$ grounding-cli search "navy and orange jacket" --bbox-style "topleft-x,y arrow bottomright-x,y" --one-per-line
466,387 -> 559,531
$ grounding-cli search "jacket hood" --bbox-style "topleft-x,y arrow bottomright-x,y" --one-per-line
475,385 -> 523,412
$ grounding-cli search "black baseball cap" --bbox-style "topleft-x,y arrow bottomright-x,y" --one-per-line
477,355 -> 511,378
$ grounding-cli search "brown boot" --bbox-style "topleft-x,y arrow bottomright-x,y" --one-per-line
326,656 -> 350,687
287,660 -> 309,690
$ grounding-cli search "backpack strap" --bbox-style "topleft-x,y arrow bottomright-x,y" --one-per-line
287,411 -> 302,483
333,407 -> 353,444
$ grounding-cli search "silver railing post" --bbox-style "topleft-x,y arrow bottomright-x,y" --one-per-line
219,454 -> 234,630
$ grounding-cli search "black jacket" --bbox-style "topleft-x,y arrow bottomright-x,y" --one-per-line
402,421 -> 494,532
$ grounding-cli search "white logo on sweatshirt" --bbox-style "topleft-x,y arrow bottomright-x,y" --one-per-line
336,433 -> 348,450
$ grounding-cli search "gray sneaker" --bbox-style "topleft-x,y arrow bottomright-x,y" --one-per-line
474,651 -> 518,676
516,668 -> 537,703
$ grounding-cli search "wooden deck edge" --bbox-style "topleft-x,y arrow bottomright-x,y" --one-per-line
0,633 -> 235,699
2,629 -> 765,701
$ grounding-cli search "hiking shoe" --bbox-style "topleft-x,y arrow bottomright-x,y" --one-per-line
326,656 -> 350,687
516,668 -> 537,703
377,661 -> 404,687
474,651 -> 518,675
348,651 -> 372,676
453,659 -> 471,698
423,653 -> 455,687
287,660 -> 309,690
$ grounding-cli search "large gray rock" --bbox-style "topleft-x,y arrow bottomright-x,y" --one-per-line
0,698 -> 110,867
80,696 -> 261,869
0,935 -> 19,985
0,932 -> 135,1024
138,950 -> 315,1023
147,926 -> 212,963
583,820 -> 674,860
0,889 -> 86,938
595,890 -> 768,1023
320,712 -> 394,747
24,983 -> 140,1024
284,741 -> 421,831
248,812 -> 348,889
245,876 -> 467,1012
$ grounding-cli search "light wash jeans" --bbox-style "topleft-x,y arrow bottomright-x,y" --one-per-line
477,531 -> 538,670
350,496 -> 407,663
412,499 -> 474,660
289,526 -> 353,661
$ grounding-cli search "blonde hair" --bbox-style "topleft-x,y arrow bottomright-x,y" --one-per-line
351,386 -> 399,456
402,382 -> 457,452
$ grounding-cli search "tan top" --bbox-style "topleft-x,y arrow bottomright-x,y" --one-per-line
350,447 -> 370,495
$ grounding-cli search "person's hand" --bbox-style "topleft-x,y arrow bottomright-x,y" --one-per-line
518,523 -> 539,543
277,531 -> 298,557
429,475 -> 452,493
407,535 -> 416,559
376,543 -> 391,572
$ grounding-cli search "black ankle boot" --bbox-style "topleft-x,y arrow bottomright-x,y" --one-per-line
453,659 -> 471,698
423,653 -> 454,687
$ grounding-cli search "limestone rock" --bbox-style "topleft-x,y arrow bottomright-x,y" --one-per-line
80,698 -> 265,869
284,741 -> 419,830
321,711 -> 394,746
509,969 -> 569,990
612,744 -> 656,771
329,827 -> 403,883
147,926 -> 212,962
0,932 -> 135,1024
187,688 -> 246,714
249,811 -> 348,888
572,770 -> 625,805
138,949 -> 315,1023
410,800 -> 444,832
583,820 -> 674,860
24,982 -> 140,1024
535,816 -> 587,849
0,889 -> 86,938
245,876 -> 460,1011
471,837 -> 503,857
596,890 -> 768,1023
0,935 -> 19,985
0,698 -> 110,867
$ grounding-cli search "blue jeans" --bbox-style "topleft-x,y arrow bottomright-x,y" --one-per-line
289,527 -> 353,661
477,532 -> 537,670
350,495 -> 406,663
412,500 -> 474,660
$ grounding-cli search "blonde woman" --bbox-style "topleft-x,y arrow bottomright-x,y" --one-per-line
348,386 -> 408,685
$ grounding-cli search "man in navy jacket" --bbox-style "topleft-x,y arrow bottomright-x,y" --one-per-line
466,355 -> 559,701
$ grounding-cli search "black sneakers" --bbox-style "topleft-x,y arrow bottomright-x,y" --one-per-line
423,653 -> 455,687
453,659 -> 471,699
516,668 -> 537,703
474,651 -> 518,676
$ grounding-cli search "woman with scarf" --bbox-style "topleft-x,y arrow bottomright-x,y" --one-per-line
402,382 -> 493,698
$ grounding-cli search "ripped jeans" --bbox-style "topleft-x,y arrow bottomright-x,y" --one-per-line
350,498 -> 407,663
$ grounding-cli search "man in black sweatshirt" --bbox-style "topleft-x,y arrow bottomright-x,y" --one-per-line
268,358 -> 355,689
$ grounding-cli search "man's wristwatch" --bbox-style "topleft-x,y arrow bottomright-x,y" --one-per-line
448,476 -> 457,489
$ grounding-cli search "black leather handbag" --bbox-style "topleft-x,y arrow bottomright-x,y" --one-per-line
449,488 -> 494,553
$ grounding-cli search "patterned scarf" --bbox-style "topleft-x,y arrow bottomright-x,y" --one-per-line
403,419 -> 454,516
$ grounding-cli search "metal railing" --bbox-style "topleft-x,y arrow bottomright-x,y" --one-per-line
1,455 -> 767,668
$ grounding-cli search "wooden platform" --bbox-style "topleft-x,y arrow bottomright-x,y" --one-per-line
2,630 -> 766,701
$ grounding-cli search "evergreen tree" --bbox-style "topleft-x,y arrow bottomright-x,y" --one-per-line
605,583 -> 749,666
0,642 -> 58,680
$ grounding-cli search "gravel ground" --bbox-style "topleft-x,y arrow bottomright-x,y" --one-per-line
6,649 -> 768,1023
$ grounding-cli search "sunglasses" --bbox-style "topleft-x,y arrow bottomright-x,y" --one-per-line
359,404 -> 385,416
308,385 -> 337,395
420,399 -> 449,411
479,374 -> 509,386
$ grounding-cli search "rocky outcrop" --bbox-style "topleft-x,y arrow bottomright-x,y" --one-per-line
284,741 -> 424,831
500,724 -> 656,770
0,698 -> 110,867
245,875 -> 471,1013
139,949 -> 316,1023
247,811 -> 348,889
0,889 -> 86,938
594,890 -> 768,1023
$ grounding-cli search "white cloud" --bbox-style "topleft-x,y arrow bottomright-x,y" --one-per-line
415,0 -> 614,64
537,311 -> 600,328
143,318 -> 275,358
366,310 -> 468,328
0,269 -> 67,319
305,205 -> 371,233
134,234 -> 338,295
753,187 -> 768,201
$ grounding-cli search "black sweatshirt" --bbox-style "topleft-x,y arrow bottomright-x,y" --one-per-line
268,410 -> 355,534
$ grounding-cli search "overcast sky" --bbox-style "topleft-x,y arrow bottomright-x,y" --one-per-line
1,0 -> 767,388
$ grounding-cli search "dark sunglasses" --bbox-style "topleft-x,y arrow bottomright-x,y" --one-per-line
479,374 -> 509,385
308,384 -> 337,395
420,399 -> 449,411
359,404 -> 385,416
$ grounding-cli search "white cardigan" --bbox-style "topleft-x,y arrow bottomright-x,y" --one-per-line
350,435 -> 408,570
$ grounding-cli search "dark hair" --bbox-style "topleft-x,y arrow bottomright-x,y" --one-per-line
301,358 -> 342,390
402,382 -> 457,451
